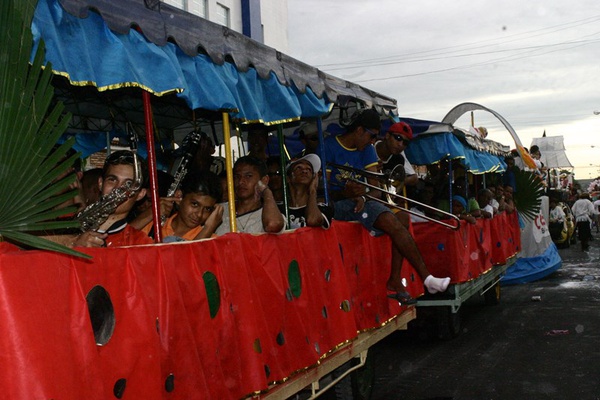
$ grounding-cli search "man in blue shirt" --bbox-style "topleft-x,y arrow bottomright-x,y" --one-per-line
324,109 -> 450,303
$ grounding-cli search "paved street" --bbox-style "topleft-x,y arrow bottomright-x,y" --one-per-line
369,236 -> 600,400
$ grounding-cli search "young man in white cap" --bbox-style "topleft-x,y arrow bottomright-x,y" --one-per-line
283,153 -> 333,229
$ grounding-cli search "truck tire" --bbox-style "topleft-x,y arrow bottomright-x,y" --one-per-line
436,306 -> 461,340
328,353 -> 374,400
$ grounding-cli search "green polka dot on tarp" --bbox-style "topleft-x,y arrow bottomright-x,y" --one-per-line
340,300 -> 351,312
288,259 -> 302,299
253,338 -> 262,353
202,271 -> 221,318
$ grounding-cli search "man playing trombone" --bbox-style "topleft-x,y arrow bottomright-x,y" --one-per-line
324,109 -> 450,303
375,121 -> 418,189
374,121 -> 417,228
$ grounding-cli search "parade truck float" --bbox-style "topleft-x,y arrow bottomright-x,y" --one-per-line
0,1 -> 530,399
1,1 -> 415,399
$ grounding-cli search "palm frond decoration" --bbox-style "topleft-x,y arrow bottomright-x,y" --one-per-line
512,169 -> 545,222
0,0 -> 87,257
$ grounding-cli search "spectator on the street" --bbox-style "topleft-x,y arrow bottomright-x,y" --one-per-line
571,192 -> 597,251
549,198 -> 566,241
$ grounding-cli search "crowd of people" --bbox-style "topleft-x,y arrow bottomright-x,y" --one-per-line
45,109 -> 543,302
528,144 -> 599,252
551,190 -> 599,251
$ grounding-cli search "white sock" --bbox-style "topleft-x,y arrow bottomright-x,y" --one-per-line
424,275 -> 450,294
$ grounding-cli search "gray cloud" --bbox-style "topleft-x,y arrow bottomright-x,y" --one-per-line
288,0 -> 600,174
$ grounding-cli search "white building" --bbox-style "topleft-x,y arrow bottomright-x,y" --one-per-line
162,0 -> 288,52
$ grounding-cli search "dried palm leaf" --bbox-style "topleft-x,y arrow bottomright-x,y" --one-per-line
0,0 -> 87,257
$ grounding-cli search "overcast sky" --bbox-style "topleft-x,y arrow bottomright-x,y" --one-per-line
287,0 -> 600,179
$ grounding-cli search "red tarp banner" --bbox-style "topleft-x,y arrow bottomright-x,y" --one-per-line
0,221 -> 412,399
412,212 -> 521,283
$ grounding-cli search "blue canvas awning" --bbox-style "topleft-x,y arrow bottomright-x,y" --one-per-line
32,0 -> 397,125
404,127 -> 508,175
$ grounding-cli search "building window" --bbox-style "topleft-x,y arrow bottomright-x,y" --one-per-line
163,0 -> 188,11
216,3 -> 230,27
191,0 -> 207,18
199,0 -> 207,18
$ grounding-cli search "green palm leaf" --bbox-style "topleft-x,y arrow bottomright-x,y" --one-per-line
0,0 -> 88,258
512,169 -> 545,222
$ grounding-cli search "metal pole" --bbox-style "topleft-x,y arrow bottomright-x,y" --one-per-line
222,112 -> 237,232
464,170 -> 469,200
448,159 -> 453,212
316,118 -> 329,205
106,131 -> 111,157
142,90 -> 162,243
277,125 -> 289,226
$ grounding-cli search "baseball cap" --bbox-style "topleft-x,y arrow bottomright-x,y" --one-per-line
287,153 -> 321,174
388,122 -> 413,140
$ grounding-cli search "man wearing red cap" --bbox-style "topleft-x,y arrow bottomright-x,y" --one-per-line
375,121 -> 418,188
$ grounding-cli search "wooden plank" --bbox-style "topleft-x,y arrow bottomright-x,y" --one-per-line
257,307 -> 417,399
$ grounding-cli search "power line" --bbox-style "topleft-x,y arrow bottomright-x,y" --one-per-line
355,38 -> 598,82
325,37 -> 600,72
315,14 -> 600,69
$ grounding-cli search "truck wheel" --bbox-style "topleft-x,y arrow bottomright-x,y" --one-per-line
329,353 -> 374,400
436,306 -> 461,340
484,281 -> 501,305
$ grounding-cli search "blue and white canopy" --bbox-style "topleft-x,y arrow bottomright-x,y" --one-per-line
32,0 -> 397,125
401,117 -> 510,174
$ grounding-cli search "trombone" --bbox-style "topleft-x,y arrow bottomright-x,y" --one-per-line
328,163 -> 461,230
